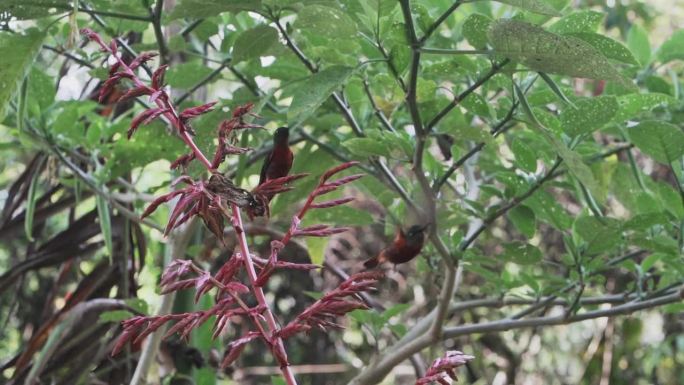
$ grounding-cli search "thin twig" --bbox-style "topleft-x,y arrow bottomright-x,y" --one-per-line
418,1 -> 463,43
443,289 -> 683,338
426,59 -> 510,132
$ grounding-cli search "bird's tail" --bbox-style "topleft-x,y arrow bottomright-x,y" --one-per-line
363,257 -> 380,269
363,251 -> 388,269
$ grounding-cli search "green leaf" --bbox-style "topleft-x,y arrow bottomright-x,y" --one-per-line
508,205 -> 536,238
627,24 -> 651,66
463,14 -> 492,50
559,96 -> 618,136
288,66 -> 354,126
566,32 -> 638,65
574,216 -> 622,254
345,137 -> 390,158
305,237 -> 326,265
165,62 -> 217,89
528,189 -> 572,229
96,194 -> 113,260
1,0 -> 69,19
168,0 -> 260,19
124,298 -> 149,314
231,25 -> 279,63
296,5 -> 357,38
489,19 -> 627,84
515,82 -> 601,197
502,242 -> 543,265
510,139 -> 537,172
549,10 -> 603,33
381,304 -> 410,320
613,93 -> 674,122
99,310 -> 134,323
627,121 -> 684,164
492,0 -> 560,16
0,29 -> 46,122
656,29 -> 684,64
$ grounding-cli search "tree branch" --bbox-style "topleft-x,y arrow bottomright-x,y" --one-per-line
426,59 -> 509,132
443,289 -> 683,338
418,1 -> 463,43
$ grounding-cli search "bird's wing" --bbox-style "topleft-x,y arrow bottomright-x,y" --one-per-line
259,150 -> 273,185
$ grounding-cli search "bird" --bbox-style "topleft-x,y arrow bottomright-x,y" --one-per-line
258,126 -> 293,187
363,224 -> 429,269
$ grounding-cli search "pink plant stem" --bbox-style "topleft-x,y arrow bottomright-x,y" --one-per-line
231,204 -> 298,385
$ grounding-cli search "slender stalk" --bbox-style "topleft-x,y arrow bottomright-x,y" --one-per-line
419,47 -> 491,55
418,1 -> 463,43
231,205 -> 298,385
443,289 -> 683,338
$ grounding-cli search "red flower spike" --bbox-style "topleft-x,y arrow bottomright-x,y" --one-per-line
81,28 -> 107,50
108,61 -> 121,78
98,75 -> 124,103
129,51 -> 158,70
220,331 -> 262,369
275,271 -> 382,340
109,39 -> 118,55
163,315 -> 195,340
320,161 -> 360,183
140,190 -> 184,219
151,64 -> 168,89
132,317 -> 170,345
293,225 -> 350,238
118,86 -> 153,103
324,174 -> 365,189
416,351 -> 475,385
231,102 -> 254,118
310,197 -> 355,209
129,107 -> 168,139
180,102 -> 217,120
160,278 -> 196,294
170,153 -> 195,170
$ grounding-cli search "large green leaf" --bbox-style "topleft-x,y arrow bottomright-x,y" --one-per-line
0,29 -> 46,122
232,25 -> 279,64
613,93 -> 674,122
165,61 -> 217,89
296,5 -> 357,38
168,0 -> 260,19
627,24 -> 651,66
493,0 -> 560,16
462,14 -> 492,49
656,29 -> 684,64
502,242 -> 543,265
548,10 -> 603,34
627,121 -> 684,164
488,19 -> 627,84
559,96 -> 618,136
574,216 -> 622,254
287,66 -> 354,126
567,32 -> 638,65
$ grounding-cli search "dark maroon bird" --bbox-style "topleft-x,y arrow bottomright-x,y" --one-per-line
363,224 -> 428,269
259,126 -> 293,187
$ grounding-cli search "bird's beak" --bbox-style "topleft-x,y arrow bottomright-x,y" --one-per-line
419,223 -> 431,232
